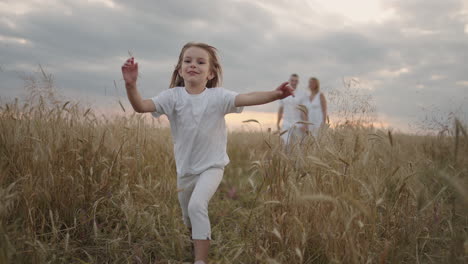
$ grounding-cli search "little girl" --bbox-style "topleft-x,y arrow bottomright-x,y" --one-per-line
121,42 -> 294,264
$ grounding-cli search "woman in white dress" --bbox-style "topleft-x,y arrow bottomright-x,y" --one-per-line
305,77 -> 327,136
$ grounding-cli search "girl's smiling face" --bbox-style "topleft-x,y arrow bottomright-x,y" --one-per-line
178,47 -> 214,86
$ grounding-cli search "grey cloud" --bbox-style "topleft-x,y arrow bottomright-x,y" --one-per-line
387,0 -> 465,30
0,0 -> 467,131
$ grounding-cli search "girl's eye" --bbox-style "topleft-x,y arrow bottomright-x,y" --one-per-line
198,61 -> 205,64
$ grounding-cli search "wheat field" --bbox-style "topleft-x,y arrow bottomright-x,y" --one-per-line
0,94 -> 467,263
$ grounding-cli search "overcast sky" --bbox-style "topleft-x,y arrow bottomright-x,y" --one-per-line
1,0 -> 467,132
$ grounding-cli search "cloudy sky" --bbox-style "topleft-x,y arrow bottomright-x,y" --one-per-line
1,0 -> 467,132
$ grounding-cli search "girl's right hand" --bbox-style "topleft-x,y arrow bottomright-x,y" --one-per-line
121,57 -> 138,85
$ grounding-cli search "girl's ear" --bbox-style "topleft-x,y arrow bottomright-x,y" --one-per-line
208,71 -> 215,81
178,68 -> 183,77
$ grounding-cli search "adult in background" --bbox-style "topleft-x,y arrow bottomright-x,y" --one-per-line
277,73 -> 308,150
305,77 -> 327,136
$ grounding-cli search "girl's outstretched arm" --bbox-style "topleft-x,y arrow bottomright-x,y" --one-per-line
121,57 -> 156,113
234,82 -> 294,107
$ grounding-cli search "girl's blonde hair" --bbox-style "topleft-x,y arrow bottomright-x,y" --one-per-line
309,77 -> 320,92
169,42 -> 223,88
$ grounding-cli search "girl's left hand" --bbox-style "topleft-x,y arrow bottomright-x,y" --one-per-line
275,82 -> 295,99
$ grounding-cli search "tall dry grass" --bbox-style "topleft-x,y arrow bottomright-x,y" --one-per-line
0,93 -> 467,263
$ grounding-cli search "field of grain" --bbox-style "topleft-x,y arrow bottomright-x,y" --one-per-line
0,96 -> 467,263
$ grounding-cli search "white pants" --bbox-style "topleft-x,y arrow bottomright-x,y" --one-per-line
177,167 -> 224,240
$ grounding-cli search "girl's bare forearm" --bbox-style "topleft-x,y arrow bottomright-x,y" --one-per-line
235,91 -> 280,107
125,83 -> 145,113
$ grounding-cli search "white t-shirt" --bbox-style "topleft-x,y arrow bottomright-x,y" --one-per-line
279,89 -> 308,129
151,87 -> 243,177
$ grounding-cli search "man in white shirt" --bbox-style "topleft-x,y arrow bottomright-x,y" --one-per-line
277,73 -> 308,150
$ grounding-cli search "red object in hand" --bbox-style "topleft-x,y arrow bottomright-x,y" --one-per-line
276,82 -> 295,99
